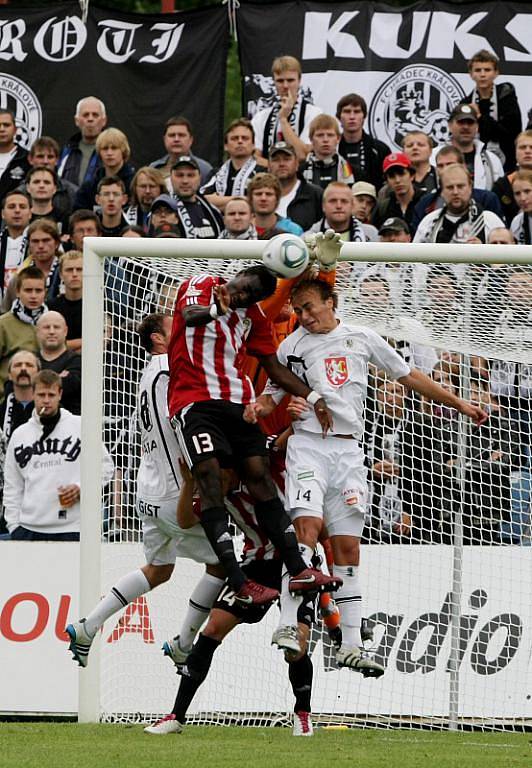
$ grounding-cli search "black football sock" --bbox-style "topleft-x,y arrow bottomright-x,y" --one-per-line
200,506 -> 246,591
172,634 -> 221,722
288,652 -> 313,713
254,497 -> 306,576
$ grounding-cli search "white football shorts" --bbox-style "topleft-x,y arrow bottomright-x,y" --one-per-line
137,497 -> 218,566
285,432 -> 367,538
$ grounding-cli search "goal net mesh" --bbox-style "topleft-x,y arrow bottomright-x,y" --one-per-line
97,251 -> 532,731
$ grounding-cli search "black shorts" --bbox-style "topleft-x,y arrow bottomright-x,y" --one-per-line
172,399 -> 268,468
213,558 -> 315,627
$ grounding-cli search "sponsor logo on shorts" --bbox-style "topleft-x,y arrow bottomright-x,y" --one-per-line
297,471 -> 314,480
325,356 -> 348,386
342,488 -> 362,505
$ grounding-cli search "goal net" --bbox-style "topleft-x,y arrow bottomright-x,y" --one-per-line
80,237 -> 532,731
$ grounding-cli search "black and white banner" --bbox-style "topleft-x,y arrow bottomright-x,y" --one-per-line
238,1 -> 532,151
0,3 -> 228,167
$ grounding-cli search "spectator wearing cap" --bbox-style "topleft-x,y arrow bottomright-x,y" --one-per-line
378,217 -> 411,243
351,181 -> 378,233
414,164 -> 504,245
250,55 -> 322,163
431,104 -> 504,191
299,114 -> 354,191
219,197 -> 257,240
148,194 -> 180,235
201,119 -> 259,211
169,156 -> 223,239
150,116 -> 213,186
247,173 -> 303,239
459,49 -> 521,173
411,145 -> 505,232
268,141 -> 323,232
336,93 -> 391,189
372,153 -> 423,232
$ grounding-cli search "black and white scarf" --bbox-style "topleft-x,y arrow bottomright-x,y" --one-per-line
0,229 -> 28,297
219,224 -> 258,240
2,392 -> 15,439
512,211 -> 531,245
263,90 -> 307,157
319,215 -> 366,242
174,196 -> 222,239
301,153 -> 354,187
214,157 -> 257,196
428,199 -> 486,244
11,298 -> 47,325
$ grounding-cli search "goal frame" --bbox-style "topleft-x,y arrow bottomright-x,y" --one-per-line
80,237 -> 532,724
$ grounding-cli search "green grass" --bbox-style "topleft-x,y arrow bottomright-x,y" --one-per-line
1,723 -> 531,768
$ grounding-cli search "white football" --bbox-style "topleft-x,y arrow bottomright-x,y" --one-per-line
262,233 -> 310,279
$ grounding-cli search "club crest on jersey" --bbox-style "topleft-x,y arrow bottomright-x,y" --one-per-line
324,356 -> 348,386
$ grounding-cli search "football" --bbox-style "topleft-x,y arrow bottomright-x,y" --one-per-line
261,233 -> 310,279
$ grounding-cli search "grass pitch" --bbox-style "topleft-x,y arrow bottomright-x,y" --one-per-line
2,723 -> 531,768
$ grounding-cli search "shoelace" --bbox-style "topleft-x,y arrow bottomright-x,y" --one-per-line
297,712 -> 310,733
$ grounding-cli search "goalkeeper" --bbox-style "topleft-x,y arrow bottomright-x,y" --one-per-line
246,232 -> 487,676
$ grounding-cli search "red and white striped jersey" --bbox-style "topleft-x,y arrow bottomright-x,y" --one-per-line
192,454 -> 286,565
168,274 -> 277,417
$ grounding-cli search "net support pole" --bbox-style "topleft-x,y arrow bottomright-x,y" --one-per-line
448,275 -> 474,731
78,238 -> 105,722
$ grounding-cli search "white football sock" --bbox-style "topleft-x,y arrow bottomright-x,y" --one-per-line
84,569 -> 151,637
334,564 -> 362,648
178,572 -> 225,650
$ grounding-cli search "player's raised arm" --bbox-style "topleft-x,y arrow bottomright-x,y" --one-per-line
398,368 -> 487,426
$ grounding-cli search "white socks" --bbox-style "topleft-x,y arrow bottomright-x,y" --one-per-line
334,564 -> 362,648
84,569 -> 151,637
278,543 -> 313,629
178,572 -> 225,650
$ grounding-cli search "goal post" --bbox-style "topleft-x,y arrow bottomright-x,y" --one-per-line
80,237 -> 532,728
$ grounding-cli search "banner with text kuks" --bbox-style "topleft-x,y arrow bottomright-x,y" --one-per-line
238,1 -> 532,151
0,3 -> 228,167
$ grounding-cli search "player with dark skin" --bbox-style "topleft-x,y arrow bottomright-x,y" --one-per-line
177,267 -> 340,604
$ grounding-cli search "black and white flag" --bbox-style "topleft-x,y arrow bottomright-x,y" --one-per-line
0,3 -> 228,166
238,0 -> 531,151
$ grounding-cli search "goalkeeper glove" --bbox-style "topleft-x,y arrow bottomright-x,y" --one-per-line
315,229 -> 342,273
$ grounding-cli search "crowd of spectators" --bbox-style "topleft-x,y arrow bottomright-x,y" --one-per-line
0,48 -> 530,545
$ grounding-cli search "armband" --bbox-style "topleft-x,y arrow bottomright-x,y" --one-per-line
209,303 -> 219,320
306,391 -> 321,406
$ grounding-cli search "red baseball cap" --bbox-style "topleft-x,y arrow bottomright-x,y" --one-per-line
382,152 -> 412,174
